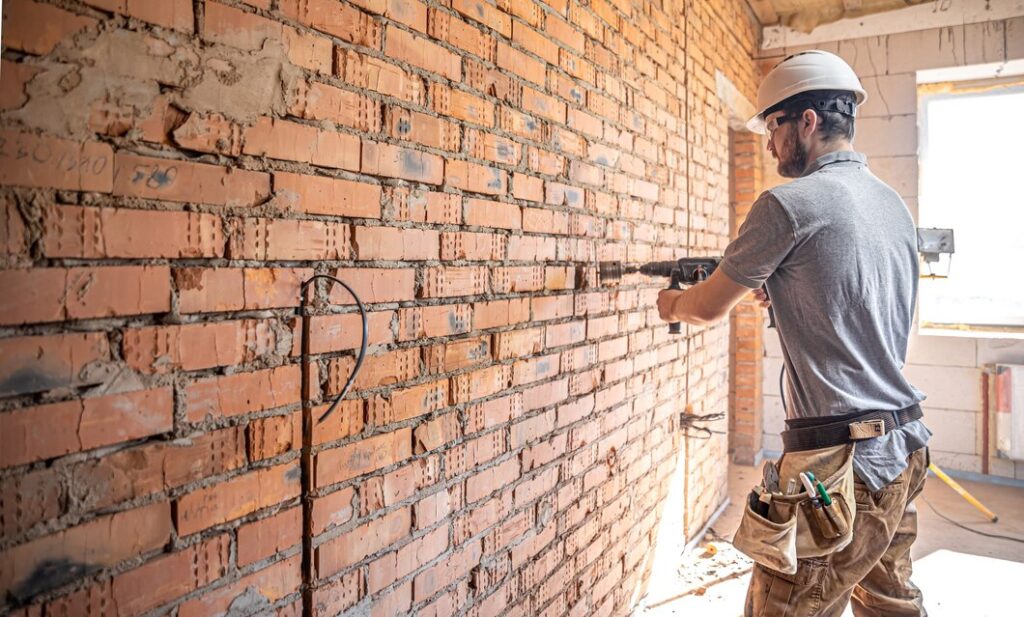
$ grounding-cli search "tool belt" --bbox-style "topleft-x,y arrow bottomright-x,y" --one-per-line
781,404 -> 923,452
733,444 -> 856,574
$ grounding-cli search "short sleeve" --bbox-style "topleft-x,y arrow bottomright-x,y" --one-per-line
720,192 -> 797,289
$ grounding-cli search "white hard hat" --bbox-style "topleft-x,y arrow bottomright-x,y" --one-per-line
747,50 -> 867,134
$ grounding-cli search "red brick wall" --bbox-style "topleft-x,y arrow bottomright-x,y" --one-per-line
0,0 -> 759,613
728,130 -> 764,465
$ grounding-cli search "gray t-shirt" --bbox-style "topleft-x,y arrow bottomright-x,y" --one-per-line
721,150 -> 930,491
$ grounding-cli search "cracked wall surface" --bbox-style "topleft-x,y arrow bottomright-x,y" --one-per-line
0,0 -> 760,614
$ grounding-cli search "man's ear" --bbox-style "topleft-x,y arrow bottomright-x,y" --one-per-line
800,108 -> 818,138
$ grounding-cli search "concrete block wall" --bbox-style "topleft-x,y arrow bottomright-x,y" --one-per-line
0,0 -> 760,613
757,15 -> 1024,478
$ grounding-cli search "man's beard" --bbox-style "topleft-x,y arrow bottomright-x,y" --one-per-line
777,132 -> 809,178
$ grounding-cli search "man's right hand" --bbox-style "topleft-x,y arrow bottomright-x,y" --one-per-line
753,287 -> 772,309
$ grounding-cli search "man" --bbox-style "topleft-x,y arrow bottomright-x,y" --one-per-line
657,50 -> 931,616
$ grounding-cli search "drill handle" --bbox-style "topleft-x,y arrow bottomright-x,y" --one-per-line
668,270 -> 683,335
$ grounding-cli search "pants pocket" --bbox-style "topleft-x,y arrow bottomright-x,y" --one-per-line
747,559 -> 827,617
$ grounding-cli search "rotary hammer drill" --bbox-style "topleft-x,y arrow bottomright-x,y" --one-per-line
599,257 -> 775,333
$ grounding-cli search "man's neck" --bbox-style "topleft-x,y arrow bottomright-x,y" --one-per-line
802,140 -> 854,174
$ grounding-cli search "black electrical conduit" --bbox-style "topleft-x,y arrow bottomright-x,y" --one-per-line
299,274 -> 368,424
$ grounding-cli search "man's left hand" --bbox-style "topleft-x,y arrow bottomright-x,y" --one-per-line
657,289 -> 686,322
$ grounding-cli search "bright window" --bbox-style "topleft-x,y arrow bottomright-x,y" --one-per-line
917,80 -> 1024,333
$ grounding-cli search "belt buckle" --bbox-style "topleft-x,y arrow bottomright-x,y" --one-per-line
849,418 -> 886,440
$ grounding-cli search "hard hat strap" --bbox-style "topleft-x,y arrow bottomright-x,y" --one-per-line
764,91 -> 858,120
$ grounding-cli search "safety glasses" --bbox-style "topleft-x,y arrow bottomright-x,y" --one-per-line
766,113 -> 797,137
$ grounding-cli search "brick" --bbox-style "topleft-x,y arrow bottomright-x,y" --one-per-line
492,266 -> 545,293
312,487 -> 356,535
466,458 -> 520,504
73,427 -> 246,511
242,117 -> 360,171
0,502 -> 172,598
172,112 -> 241,155
283,25 -> 333,72
228,217 -> 350,260
440,231 -> 504,261
414,490 -> 452,530
324,267 -> 417,304
280,0 -> 382,47
274,171 -> 381,218
465,130 -> 520,167
423,266 -> 490,298
362,141 -> 444,185
386,25 -> 461,80
2,0 -> 97,55
465,198 -> 521,230
385,106 -> 461,150
301,310 -> 395,354
494,327 -> 544,360
42,204 -> 223,259
185,365 -> 301,423
424,336 -> 491,374
369,380 -> 450,424
83,0 -> 193,32
430,8 -> 495,61
237,507 -> 303,566
0,332 -> 110,397
312,570 -> 363,615
248,412 -> 302,460
451,364 -> 511,404
446,159 -> 508,195
473,298 -> 531,330
327,348 -> 421,394
337,47 -> 426,105
288,80 -> 382,132
177,556 -> 301,617
354,226 -> 440,260
0,60 -> 39,111
1,388 -> 172,468
174,462 -> 301,536
124,319 -> 278,374
522,378 -> 570,412
369,526 -> 448,593
202,1 -> 280,50
4,266 -> 170,325
513,21 -> 558,64
315,508 -> 411,577
315,429 -> 412,488
431,84 -> 496,126
497,0 -> 543,25
109,539 -> 228,615
497,42 -> 545,86
398,304 -> 472,341
113,153 -> 270,207
0,467 -> 63,538
0,131 -> 112,192
312,399 -> 364,446
453,0 -> 511,37
414,413 -> 461,453
371,0 -> 428,31
386,188 -> 461,224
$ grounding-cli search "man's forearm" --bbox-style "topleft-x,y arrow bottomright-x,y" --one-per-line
668,287 -> 722,326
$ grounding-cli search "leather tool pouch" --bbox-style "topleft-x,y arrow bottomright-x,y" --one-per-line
733,444 -> 856,574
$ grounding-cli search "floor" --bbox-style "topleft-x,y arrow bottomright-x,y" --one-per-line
637,462 -> 1024,616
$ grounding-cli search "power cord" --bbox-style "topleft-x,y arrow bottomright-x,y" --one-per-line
300,274 -> 367,424
920,495 -> 1024,545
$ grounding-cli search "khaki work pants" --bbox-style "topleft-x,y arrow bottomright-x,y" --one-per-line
744,447 -> 929,617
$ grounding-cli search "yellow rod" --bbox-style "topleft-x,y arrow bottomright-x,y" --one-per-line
928,463 -> 999,522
